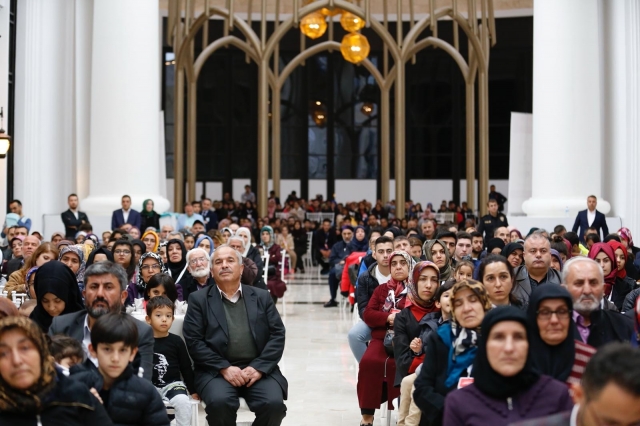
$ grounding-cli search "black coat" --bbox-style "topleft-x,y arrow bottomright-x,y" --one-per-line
140,212 -> 161,231
183,276 -> 215,304
69,361 -> 169,426
575,308 -> 634,348
392,309 -> 421,387
246,245 -> 266,289
610,276 -> 636,311
61,209 -> 90,239
623,287 -> 640,313
413,329 -> 459,426
0,369 -> 113,426
183,284 -> 288,399
355,262 -> 381,319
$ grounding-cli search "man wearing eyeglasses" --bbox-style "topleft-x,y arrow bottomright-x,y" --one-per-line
181,248 -> 214,303
562,257 -> 633,348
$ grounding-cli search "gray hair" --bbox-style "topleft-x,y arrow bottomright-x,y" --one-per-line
186,248 -> 210,268
561,256 -> 604,284
84,261 -> 128,291
228,236 -> 246,250
168,232 -> 183,241
212,244 -> 243,267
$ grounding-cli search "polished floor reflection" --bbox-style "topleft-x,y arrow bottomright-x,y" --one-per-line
194,274 -> 396,425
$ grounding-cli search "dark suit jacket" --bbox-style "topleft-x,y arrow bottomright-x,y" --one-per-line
508,409 -> 572,426
572,209 -> 609,242
183,284 -> 288,399
111,209 -> 142,230
201,209 -> 219,231
574,308 -> 634,348
61,209 -> 90,239
48,310 -> 154,381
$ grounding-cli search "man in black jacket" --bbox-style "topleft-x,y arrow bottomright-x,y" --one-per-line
61,194 -> 90,239
183,245 -> 287,426
563,257 -> 633,348
347,236 -> 394,362
49,261 -> 155,380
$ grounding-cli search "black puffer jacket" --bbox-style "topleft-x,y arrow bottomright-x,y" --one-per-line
623,287 -> 640,313
246,245 -> 267,289
69,361 -> 169,426
356,262 -> 382,319
0,369 -> 113,426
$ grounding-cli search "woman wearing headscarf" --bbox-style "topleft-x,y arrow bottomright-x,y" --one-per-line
422,239 -> 452,281
236,227 -> 266,289
393,261 -> 441,387
0,317 -> 113,425
487,237 -> 506,255
588,242 -> 630,311
291,220 -> 308,273
220,227 -> 234,243
165,238 -> 191,298
347,225 -> 369,254
86,247 -> 114,267
141,230 -> 160,254
128,252 -> 170,305
358,251 -> 415,426
618,227 -> 640,278
131,239 -> 145,265
140,199 -> 161,231
550,249 -> 563,272
443,306 -> 573,425
276,224 -> 297,273
526,285 -> 596,386
607,240 -> 637,309
58,245 -> 86,292
501,242 -> 524,269
29,261 -> 84,333
413,279 -> 492,426
195,234 -> 215,256
267,198 -> 277,219
260,226 -> 287,303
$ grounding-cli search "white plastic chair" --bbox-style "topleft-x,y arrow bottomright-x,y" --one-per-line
279,249 -> 289,316
302,231 -> 314,271
198,398 -> 254,426
261,251 -> 269,284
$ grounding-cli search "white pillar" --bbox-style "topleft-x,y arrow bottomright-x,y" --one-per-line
522,0 -> 610,217
14,0 -> 76,233
623,0 -> 640,233
81,0 -> 169,215
0,0 -> 10,212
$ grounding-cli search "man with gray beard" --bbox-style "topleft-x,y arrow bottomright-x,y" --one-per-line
48,261 -> 154,380
182,248 -> 215,303
562,257 -> 633,348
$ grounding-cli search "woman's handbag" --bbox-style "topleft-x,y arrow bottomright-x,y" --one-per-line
383,329 -> 395,357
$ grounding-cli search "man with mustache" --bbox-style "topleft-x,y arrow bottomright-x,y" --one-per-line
183,245 -> 287,426
562,257 -> 633,348
182,247 -> 215,303
49,261 -> 154,380
512,231 -> 562,307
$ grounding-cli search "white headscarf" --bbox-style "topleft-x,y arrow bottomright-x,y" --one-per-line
235,227 -> 253,257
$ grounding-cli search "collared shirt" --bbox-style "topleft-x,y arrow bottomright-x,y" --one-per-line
83,315 -> 99,367
122,208 -> 130,223
587,209 -> 596,226
570,404 -> 579,426
573,310 -> 591,344
528,270 -> 549,287
218,285 -> 243,304
71,209 -> 79,220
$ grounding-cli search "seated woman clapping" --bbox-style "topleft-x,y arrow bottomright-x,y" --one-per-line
413,279 -> 492,426
358,251 -> 415,426
443,306 -> 574,425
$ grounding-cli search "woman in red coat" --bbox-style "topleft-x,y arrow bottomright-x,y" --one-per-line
358,250 -> 415,426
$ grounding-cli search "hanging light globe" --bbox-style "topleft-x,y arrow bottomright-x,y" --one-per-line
321,7 -> 342,16
300,12 -> 327,39
340,11 -> 365,32
340,32 -> 370,64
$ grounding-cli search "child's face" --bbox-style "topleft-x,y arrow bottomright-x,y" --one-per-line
410,245 -> 422,259
148,285 -> 166,300
437,290 -> 452,318
455,266 -> 473,281
42,293 -> 66,317
90,342 -> 137,380
145,306 -> 174,334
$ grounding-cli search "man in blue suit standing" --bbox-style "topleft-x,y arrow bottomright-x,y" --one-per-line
111,194 -> 142,230
572,195 -> 608,243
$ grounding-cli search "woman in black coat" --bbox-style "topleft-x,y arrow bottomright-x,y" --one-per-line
140,199 -> 161,231
292,220 -> 308,273
0,316 -> 113,426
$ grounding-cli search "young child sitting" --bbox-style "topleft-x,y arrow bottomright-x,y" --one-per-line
144,273 -> 180,304
49,334 -> 84,376
69,312 -> 170,426
145,296 -> 198,426
453,260 -> 474,281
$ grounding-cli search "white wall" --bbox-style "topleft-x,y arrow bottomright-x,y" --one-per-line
0,0 -> 9,212
335,179 -> 376,203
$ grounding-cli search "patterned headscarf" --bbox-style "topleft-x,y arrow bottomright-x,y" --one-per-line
618,227 -> 634,248
25,267 -> 39,299
57,245 -> 86,285
408,261 -> 440,309
136,252 -> 168,292
0,316 -> 57,412
141,230 -> 160,253
260,226 -> 275,249
422,239 -> 452,281
449,279 -> 493,325
382,251 -> 416,312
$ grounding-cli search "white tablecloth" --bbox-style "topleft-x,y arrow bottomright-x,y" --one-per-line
130,312 -> 185,340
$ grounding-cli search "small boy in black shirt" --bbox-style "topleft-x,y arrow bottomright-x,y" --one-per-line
146,296 -> 198,426
69,312 -> 170,426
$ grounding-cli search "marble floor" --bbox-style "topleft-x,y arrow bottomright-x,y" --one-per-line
195,270 -> 397,426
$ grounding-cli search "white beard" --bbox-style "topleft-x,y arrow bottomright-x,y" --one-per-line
191,268 -> 209,278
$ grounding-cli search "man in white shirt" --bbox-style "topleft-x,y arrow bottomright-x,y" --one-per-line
111,194 -> 142,230
572,195 -> 609,244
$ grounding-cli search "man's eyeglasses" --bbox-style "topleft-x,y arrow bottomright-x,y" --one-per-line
189,257 -> 208,266
114,250 -> 131,255
141,264 -> 161,271
536,309 -> 571,320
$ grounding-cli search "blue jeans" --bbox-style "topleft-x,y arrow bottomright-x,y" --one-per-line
348,320 -> 372,363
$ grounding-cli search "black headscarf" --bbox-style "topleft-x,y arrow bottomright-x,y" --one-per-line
501,242 -> 523,258
29,261 -> 84,333
487,237 -> 506,253
526,285 -> 576,382
131,239 -> 146,257
472,306 -> 540,399
86,247 -> 114,266
165,238 -> 188,279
